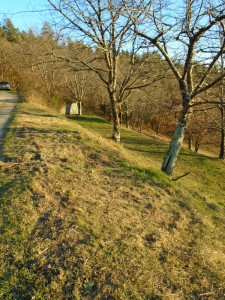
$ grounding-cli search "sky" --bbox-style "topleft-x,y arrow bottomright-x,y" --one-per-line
0,0 -> 49,32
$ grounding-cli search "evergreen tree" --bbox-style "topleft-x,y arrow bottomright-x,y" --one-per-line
41,22 -> 54,39
0,22 -> 5,38
2,18 -> 20,42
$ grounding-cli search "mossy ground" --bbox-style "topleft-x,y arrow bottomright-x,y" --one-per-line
0,104 -> 224,299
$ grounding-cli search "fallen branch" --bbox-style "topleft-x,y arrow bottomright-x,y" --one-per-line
172,172 -> 190,181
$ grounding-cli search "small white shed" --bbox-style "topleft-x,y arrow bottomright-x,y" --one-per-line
61,102 -> 81,115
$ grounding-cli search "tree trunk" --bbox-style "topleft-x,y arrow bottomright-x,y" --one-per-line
219,106 -> 225,159
161,92 -> 192,176
219,128 -> 225,159
109,91 -> 121,142
195,138 -> 200,153
65,102 -> 71,115
161,121 -> 186,175
188,133 -> 192,150
119,111 -> 123,124
138,122 -> 143,133
126,113 -> 130,129
78,101 -> 82,115
156,122 -> 160,134
111,104 -> 120,143
125,105 -> 130,129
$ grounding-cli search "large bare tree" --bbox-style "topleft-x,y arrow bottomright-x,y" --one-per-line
133,0 -> 225,175
47,0 -> 165,142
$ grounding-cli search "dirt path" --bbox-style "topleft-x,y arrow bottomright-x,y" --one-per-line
0,91 -> 19,139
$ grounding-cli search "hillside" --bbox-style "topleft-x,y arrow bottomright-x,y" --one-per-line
0,103 -> 225,300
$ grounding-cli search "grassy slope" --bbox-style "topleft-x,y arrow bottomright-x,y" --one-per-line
0,104 -> 224,300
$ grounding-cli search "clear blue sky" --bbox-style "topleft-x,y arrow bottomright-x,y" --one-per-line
0,0 -> 48,32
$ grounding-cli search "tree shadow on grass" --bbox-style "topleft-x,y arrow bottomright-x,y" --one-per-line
122,135 -> 168,155
179,150 -> 218,160
19,111 -> 59,118
71,115 -> 109,124
122,136 -> 164,146
124,147 -> 166,163
9,126 -> 79,137
0,181 -> 15,199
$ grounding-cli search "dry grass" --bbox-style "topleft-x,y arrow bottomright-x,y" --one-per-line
0,103 -> 224,300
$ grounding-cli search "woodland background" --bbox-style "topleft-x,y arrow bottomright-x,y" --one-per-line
0,17 -> 224,158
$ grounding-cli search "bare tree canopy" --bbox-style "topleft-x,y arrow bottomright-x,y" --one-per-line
47,0 -> 164,142
46,0 -> 225,173
133,0 -> 225,174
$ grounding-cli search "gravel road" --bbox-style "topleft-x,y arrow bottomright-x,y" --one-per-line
0,91 -> 19,139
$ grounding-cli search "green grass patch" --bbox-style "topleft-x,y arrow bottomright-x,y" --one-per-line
116,160 -> 171,186
74,115 -> 225,202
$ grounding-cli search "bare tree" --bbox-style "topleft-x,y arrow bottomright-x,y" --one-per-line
217,22 -> 225,159
201,91 -> 225,159
134,0 -> 225,174
47,0 -> 165,142
63,69 -> 95,115
218,99 -> 225,159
